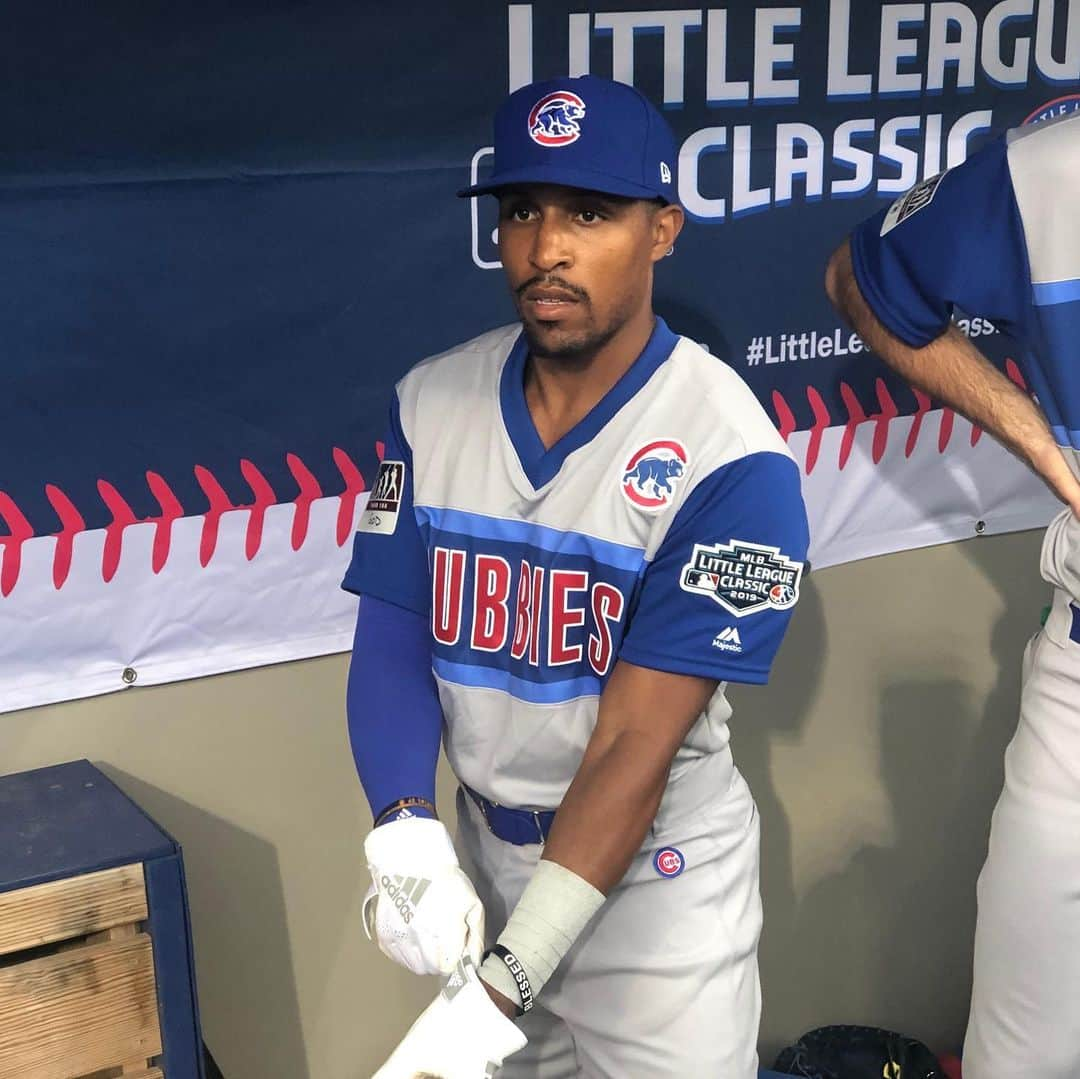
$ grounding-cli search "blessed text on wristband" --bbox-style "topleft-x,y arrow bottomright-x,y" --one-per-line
485,944 -> 535,1013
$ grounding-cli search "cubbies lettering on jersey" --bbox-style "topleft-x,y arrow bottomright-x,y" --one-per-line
422,507 -> 644,704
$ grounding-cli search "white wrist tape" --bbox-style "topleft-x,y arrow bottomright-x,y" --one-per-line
479,859 -> 604,1008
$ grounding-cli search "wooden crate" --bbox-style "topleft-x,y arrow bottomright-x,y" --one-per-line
0,864 -> 163,1079
0,762 -> 205,1079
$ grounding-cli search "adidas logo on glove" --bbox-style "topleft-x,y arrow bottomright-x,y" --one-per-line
379,874 -> 432,925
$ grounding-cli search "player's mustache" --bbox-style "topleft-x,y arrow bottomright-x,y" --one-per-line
516,276 -> 589,303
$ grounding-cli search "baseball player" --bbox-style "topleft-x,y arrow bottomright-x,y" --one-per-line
345,75 -> 809,1078
826,110 -> 1080,1079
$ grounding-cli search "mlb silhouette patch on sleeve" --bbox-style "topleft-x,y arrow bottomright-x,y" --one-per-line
680,539 -> 802,617
880,170 -> 948,235
359,460 -> 405,535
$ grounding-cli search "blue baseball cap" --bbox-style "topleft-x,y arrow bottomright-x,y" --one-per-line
458,75 -> 678,204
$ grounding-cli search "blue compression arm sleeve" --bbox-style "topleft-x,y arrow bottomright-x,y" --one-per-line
347,594 -> 442,822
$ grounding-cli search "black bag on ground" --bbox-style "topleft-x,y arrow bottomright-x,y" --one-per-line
773,1024 -> 943,1079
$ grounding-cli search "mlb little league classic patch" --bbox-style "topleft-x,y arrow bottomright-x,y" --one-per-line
681,539 -> 802,617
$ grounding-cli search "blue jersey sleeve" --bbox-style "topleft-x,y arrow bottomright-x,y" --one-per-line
619,452 -> 808,685
347,595 -> 442,822
850,135 -> 1033,348
341,392 -> 430,615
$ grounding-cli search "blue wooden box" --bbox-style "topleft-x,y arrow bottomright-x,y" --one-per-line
0,759 -> 205,1078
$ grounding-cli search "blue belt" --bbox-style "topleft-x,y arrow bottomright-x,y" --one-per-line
464,786 -> 556,846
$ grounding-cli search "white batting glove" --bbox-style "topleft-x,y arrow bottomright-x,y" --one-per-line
372,956 -> 528,1079
363,817 -> 485,976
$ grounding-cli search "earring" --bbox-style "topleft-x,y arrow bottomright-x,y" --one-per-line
666,246 -> 674,257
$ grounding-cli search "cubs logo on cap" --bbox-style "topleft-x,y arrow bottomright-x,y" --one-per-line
528,91 -> 587,147
621,439 -> 688,512
457,75 -> 679,204
653,847 -> 685,878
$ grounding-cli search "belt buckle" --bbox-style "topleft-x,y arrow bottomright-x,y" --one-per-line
531,810 -> 546,846
470,787 -> 498,837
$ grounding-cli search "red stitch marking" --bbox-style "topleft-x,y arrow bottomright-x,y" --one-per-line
971,423 -> 983,447
46,484 -> 85,590
333,447 -> 366,547
1005,358 -> 1026,391
872,380 -> 898,464
939,408 -> 956,453
0,492 -> 34,597
97,480 -> 138,583
194,465 -> 235,568
287,454 -> 323,552
805,387 -> 831,475
838,382 -> 868,469
239,459 -> 277,561
8,446 -> 386,590
146,472 -> 184,574
771,391 -> 796,443
906,389 -> 931,458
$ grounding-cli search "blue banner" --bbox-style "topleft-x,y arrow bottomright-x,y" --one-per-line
2,2 -> 1073,708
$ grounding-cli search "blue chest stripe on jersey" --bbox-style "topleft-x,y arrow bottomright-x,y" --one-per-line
499,317 -> 680,490
415,506 -> 647,574
1030,300 -> 1080,449
1033,279 -> 1080,307
1050,425 -> 1078,449
432,657 -> 601,704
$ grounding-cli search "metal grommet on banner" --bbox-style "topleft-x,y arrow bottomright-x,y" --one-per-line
974,520 -> 986,535
121,667 -> 138,685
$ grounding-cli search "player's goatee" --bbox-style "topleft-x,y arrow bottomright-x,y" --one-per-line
520,320 -> 620,365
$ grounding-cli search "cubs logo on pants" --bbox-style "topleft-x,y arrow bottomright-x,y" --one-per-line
456,752 -> 763,1079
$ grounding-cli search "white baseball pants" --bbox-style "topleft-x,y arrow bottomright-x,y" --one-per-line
455,752 -> 762,1079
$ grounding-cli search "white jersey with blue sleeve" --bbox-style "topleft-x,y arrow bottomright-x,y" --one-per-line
851,111 -> 1080,1079
850,109 -> 1080,597
851,110 -> 1080,465
344,318 -> 808,809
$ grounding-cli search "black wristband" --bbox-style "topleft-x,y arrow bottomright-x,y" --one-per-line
373,796 -> 437,826
485,944 -> 535,1014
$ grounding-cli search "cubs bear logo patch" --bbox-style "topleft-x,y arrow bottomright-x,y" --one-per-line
681,539 -> 803,617
621,439 -> 688,512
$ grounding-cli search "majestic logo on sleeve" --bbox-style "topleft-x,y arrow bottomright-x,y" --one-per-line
528,91 -> 587,147
711,626 -> 742,654
358,459 -> 404,535
621,440 -> 688,512
681,540 -> 803,617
